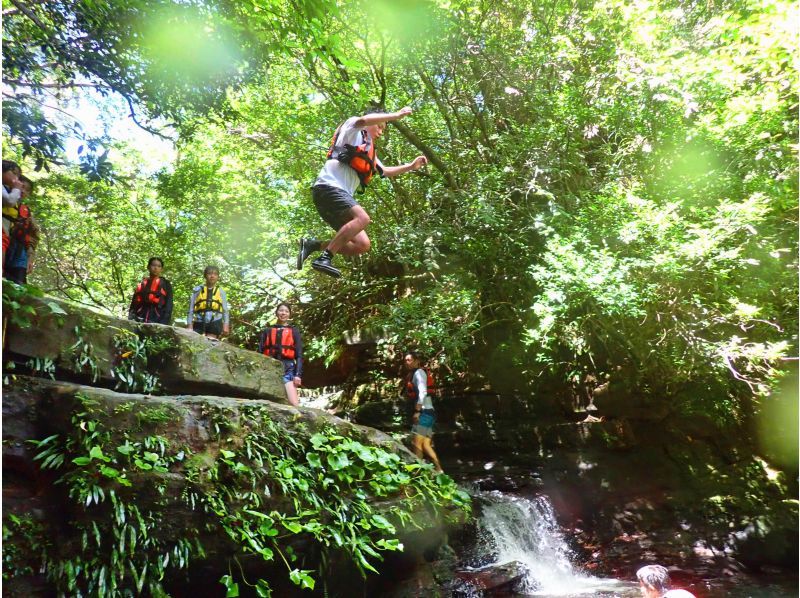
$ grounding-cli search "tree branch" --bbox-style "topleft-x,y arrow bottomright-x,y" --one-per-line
391,121 -> 459,190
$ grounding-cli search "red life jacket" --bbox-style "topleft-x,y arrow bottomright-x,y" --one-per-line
406,368 -> 436,402
133,277 -> 167,307
326,127 -> 383,188
262,326 -> 296,360
11,204 -> 34,248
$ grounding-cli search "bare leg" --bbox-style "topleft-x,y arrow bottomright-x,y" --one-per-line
412,434 -> 424,458
421,437 -> 443,473
284,380 -> 299,407
327,206 -> 371,255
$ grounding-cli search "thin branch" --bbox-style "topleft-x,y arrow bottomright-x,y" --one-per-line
391,120 -> 459,190
3,78 -> 113,90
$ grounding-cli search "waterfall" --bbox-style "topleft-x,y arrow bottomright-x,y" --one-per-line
475,491 -> 628,596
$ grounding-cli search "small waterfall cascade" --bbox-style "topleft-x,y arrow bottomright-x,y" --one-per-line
475,491 -> 628,596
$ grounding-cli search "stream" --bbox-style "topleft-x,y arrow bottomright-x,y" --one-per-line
456,489 -> 796,597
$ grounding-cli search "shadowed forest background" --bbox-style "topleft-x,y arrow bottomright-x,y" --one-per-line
2,0 -> 798,575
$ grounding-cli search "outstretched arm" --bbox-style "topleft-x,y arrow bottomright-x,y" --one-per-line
354,106 -> 413,128
381,155 -> 428,178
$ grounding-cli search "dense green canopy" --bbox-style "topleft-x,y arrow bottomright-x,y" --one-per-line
3,0 -> 797,428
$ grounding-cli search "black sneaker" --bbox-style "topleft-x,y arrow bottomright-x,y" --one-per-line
311,254 -> 341,278
296,238 -> 319,270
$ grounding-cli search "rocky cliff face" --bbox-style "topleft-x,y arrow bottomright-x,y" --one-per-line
352,386 -> 798,579
2,292 -> 469,597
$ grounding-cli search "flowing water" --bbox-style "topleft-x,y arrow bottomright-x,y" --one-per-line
464,490 -> 796,597
470,491 -> 637,596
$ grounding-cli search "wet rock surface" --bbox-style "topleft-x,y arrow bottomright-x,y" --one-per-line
5,293 -> 287,402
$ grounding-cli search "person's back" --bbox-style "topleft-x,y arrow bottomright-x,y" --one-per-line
663,590 -> 696,598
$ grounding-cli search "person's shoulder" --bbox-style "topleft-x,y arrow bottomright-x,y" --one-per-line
663,590 -> 696,598
191,284 -> 203,292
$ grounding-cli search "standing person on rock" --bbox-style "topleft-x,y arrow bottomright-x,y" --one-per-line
128,257 -> 174,325
4,175 -> 40,284
296,107 -> 428,279
258,302 -> 303,407
186,265 -> 230,342
404,351 -> 443,473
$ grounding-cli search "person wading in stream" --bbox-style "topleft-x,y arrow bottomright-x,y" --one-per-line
296,107 -> 428,279
404,351 -> 443,473
258,302 -> 303,407
636,565 -> 697,598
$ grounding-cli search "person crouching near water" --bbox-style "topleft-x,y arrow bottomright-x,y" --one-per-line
404,351 -> 443,473
258,303 -> 302,407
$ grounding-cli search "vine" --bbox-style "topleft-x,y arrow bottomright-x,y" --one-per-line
110,328 -> 175,394
19,394 -> 471,596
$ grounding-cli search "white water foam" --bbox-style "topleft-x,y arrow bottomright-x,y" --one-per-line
476,491 -> 630,596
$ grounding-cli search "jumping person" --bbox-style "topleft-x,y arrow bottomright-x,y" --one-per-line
405,351 -> 443,473
296,107 -> 428,278
258,302 -> 303,407
128,257 -> 174,324
186,266 -> 230,341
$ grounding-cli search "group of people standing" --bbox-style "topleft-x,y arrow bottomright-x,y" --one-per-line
125,255 -> 439,469
126,258 -> 303,407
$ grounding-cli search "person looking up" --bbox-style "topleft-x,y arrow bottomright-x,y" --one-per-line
296,107 -> 428,278
404,351 -> 443,473
258,302 -> 303,407
187,265 -> 230,341
128,257 -> 173,324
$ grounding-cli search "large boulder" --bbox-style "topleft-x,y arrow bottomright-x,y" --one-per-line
4,292 -> 287,402
2,376 -> 468,596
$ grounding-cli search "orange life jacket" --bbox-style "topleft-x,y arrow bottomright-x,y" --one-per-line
262,326 -> 296,360
406,368 -> 436,402
133,277 -> 167,307
327,127 -> 383,188
11,204 -> 34,248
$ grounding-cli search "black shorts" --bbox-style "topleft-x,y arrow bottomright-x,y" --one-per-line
312,184 -> 357,231
193,319 -> 223,336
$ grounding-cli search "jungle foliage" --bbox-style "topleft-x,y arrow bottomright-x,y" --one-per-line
3,0 -> 797,423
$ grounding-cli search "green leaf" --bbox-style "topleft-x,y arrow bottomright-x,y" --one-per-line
117,443 -> 135,455
220,574 -> 239,597
327,453 -> 350,471
72,456 -> 91,466
89,446 -> 108,461
46,301 -> 68,315
255,579 -> 272,597
100,466 -> 120,478
289,569 -> 316,590
282,521 -> 303,534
